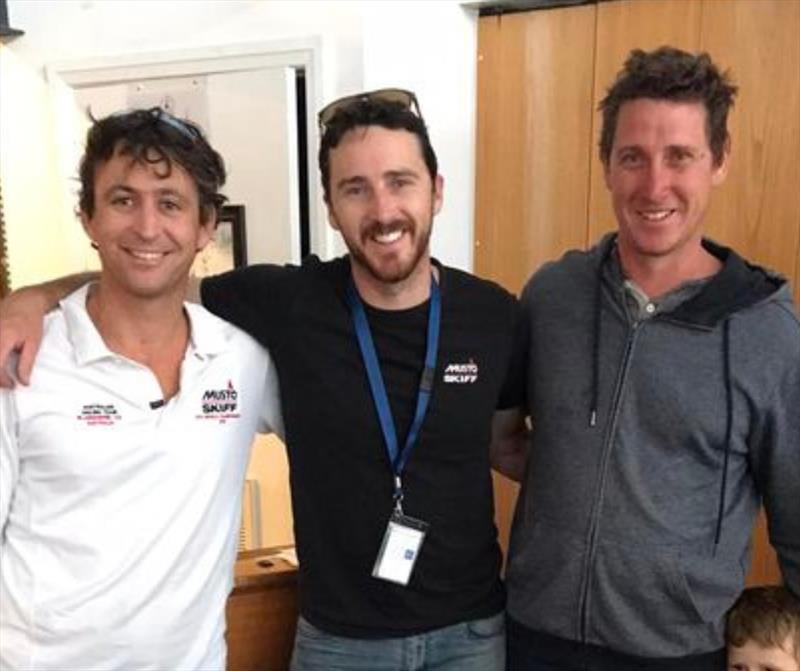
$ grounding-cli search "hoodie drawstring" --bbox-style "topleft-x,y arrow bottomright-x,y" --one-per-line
714,319 -> 734,550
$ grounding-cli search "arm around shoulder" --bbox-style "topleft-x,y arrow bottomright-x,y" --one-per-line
0,272 -> 96,387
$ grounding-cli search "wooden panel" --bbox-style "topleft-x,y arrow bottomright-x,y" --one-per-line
700,0 -> 800,283
745,509 -> 781,587
587,0 -> 703,244
475,6 -> 596,294
226,551 -> 298,671
476,6 -> 596,558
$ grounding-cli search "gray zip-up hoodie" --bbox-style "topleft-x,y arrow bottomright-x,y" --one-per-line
507,234 -> 800,664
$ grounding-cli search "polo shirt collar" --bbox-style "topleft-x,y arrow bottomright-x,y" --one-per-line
62,283 -> 229,366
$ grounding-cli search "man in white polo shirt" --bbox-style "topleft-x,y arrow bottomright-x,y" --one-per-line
0,109 -> 282,670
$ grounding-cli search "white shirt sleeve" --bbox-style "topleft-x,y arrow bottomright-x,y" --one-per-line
0,390 -> 20,538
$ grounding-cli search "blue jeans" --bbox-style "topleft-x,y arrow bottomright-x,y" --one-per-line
290,612 -> 505,671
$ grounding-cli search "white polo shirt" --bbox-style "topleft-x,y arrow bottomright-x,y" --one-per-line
0,284 -> 283,671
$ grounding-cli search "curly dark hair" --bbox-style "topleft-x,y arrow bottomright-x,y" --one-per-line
727,586 -> 800,659
598,47 -> 738,166
78,108 -> 227,221
318,96 -> 438,202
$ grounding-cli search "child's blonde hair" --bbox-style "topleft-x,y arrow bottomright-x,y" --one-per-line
727,586 -> 800,659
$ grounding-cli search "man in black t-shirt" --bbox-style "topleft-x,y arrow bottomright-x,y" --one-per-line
202,91 -> 528,671
0,91 -> 529,671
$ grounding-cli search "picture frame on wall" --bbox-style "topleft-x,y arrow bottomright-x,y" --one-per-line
191,204 -> 247,278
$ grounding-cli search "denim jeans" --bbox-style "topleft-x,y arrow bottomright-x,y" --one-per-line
290,612 -> 505,671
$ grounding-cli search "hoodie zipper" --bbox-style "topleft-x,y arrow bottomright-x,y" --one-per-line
578,319 -> 642,645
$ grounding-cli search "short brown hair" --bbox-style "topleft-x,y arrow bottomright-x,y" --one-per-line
727,587 -> 800,659
317,95 -> 437,203
598,46 -> 737,167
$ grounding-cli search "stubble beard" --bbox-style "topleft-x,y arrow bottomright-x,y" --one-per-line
348,214 -> 433,285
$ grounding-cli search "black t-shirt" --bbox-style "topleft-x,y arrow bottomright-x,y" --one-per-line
201,255 -> 525,637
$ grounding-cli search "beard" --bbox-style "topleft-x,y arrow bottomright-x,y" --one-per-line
342,213 -> 433,285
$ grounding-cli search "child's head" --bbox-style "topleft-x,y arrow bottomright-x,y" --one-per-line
727,586 -> 800,671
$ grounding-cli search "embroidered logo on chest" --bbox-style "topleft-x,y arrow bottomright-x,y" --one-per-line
442,359 -> 479,384
197,380 -> 241,423
77,403 -> 122,426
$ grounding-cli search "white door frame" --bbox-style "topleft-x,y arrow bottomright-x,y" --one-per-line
46,37 -> 325,259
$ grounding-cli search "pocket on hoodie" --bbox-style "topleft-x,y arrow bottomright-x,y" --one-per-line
590,540 -> 732,657
505,518 -> 585,637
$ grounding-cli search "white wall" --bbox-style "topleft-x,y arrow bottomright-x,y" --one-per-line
362,1 -> 478,271
0,45 -> 74,288
2,0 -> 479,280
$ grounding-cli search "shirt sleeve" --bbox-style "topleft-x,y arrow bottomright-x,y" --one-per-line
497,296 -> 529,411
200,264 -> 298,350
258,348 -> 285,441
750,355 -> 800,596
0,390 -> 19,538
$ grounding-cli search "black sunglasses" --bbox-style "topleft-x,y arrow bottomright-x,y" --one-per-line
317,88 -> 422,131
148,107 -> 201,143
99,107 -> 201,144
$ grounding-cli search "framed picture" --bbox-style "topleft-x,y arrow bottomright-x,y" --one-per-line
191,204 -> 247,278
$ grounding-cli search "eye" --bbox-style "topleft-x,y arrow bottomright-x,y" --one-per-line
389,176 -> 412,189
617,151 -> 644,168
161,198 -> 182,212
666,148 -> 696,167
342,183 -> 366,197
110,195 -> 133,208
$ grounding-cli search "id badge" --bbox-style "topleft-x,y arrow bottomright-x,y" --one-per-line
371,511 -> 429,586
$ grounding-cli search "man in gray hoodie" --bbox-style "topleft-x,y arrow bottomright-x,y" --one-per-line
496,46 -> 800,670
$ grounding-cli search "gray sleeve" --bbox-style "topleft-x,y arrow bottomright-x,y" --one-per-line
750,356 -> 800,595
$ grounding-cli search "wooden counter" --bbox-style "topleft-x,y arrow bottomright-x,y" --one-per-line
226,548 -> 299,671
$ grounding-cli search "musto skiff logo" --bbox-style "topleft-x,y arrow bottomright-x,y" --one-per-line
198,380 -> 241,423
443,359 -> 479,384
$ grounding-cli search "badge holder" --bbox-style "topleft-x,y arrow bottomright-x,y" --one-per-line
372,480 -> 429,586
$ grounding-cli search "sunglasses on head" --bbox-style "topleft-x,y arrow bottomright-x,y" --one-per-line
148,108 -> 202,143
100,107 -> 202,144
317,88 -> 422,131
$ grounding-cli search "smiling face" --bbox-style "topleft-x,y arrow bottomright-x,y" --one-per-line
81,146 -> 214,302
326,125 -> 443,301
604,98 -> 729,272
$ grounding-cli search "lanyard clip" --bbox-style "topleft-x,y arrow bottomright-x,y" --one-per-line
393,475 -> 404,515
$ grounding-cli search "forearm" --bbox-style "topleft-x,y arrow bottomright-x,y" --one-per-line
1,272 -> 98,316
0,272 -> 98,387
490,407 -> 530,482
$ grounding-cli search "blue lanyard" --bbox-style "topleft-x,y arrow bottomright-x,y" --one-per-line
346,274 -> 441,503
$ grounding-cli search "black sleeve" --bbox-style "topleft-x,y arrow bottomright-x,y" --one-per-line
497,295 -> 529,410
199,264 -> 298,349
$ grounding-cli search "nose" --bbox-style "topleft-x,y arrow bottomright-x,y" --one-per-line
641,160 -> 671,201
369,185 -> 398,224
133,198 -> 160,239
